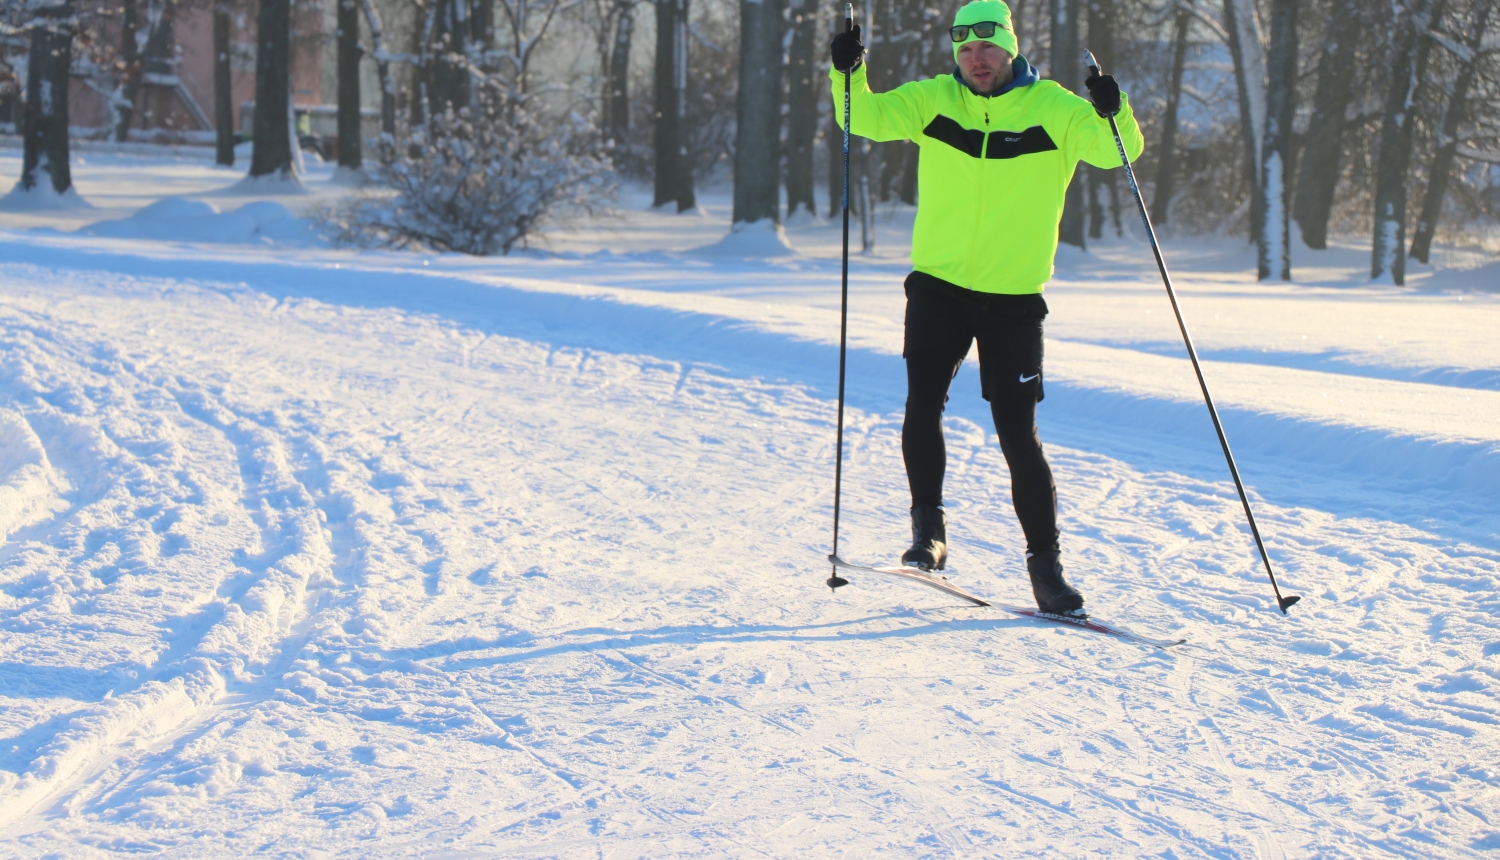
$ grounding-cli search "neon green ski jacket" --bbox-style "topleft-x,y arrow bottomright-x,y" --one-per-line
831,62 -> 1144,294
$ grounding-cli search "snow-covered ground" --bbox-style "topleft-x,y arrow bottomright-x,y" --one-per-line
2,154 -> 1499,857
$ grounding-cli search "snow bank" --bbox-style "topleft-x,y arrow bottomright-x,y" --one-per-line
692,218 -> 798,258
0,409 -> 69,542
223,171 -> 310,196
1421,257 -> 1500,293
783,208 -> 825,229
78,198 -> 324,246
0,183 -> 92,212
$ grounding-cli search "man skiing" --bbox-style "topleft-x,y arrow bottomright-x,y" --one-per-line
829,0 -> 1144,615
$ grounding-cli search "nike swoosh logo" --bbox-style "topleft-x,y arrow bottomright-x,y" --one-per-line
1019,373 -> 1040,383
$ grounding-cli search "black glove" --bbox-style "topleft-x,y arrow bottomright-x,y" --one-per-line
1085,72 -> 1121,117
830,25 -> 864,72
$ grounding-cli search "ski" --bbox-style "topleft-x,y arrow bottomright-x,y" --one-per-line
828,556 -> 991,607
997,605 -> 1187,650
827,556 -> 1185,649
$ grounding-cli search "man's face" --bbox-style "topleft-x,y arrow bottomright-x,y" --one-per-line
958,40 -> 1011,93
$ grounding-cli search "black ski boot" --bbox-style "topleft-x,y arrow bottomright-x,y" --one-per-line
901,504 -> 948,571
1026,548 -> 1084,616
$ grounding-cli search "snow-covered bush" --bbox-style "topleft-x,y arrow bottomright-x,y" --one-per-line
331,82 -> 614,255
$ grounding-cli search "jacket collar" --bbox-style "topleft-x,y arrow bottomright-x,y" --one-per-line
953,55 -> 1038,98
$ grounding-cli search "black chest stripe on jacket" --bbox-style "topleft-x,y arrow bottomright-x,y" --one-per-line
923,116 -> 1057,160
922,115 -> 986,158
985,126 -> 1057,159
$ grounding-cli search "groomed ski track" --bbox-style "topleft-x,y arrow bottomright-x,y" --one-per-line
2,177 -> 1499,857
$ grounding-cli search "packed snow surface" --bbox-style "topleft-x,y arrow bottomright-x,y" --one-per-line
1,156 -> 1500,857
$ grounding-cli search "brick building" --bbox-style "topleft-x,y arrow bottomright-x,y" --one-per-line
2,0 -> 372,155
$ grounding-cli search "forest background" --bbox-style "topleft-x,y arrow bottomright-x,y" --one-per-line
3,0 -> 1499,282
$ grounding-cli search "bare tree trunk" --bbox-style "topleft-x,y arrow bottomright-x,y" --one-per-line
874,0 -> 930,210
653,0 -> 694,210
784,0 -> 818,219
431,0 -> 470,112
1085,0 -> 1116,239
1222,0 -> 1264,244
597,4 -> 619,130
605,0 -> 634,144
1150,5 -> 1190,226
1053,0 -> 1084,248
117,2 -> 178,138
825,11 -> 846,218
1257,0 -> 1296,281
1410,0 -> 1490,263
116,0 -> 141,142
856,135 -> 872,251
356,0 -> 396,137
733,0 -> 786,226
470,0 -> 494,55
337,0 -> 363,168
897,141 -> 917,206
250,0 -> 295,178
20,1 -> 74,195
1292,0 -> 1358,250
410,0 -> 437,127
853,0 -> 884,215
1371,0 -> 1441,284
214,3 -> 235,165
827,115 -> 842,218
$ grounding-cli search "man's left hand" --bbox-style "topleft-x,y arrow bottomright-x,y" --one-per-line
1085,73 -> 1120,117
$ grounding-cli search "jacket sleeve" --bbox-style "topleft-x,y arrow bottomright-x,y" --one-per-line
1062,90 -> 1145,169
829,64 -> 929,142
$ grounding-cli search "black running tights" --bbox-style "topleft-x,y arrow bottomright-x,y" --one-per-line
900,273 -> 1059,554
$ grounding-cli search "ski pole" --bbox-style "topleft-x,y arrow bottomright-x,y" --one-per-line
828,2 -> 854,591
1083,50 -> 1299,615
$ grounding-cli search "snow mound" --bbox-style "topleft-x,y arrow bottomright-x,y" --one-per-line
783,207 -> 825,229
691,219 -> 797,258
223,170 -> 310,196
0,182 -> 93,212
1424,257 -> 1500,293
328,165 -> 371,186
0,409 -> 69,541
79,198 -> 324,246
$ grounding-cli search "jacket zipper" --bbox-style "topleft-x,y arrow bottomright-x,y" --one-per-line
969,91 -> 989,289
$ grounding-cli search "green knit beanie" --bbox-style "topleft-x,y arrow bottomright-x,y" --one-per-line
951,0 -> 1019,63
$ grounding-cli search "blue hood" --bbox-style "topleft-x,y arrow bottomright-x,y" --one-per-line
954,55 -> 1038,97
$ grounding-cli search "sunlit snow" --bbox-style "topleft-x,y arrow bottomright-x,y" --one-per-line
1,151 -> 1499,857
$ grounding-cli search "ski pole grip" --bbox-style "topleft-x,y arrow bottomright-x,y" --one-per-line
1082,49 -> 1100,77
845,3 -> 852,32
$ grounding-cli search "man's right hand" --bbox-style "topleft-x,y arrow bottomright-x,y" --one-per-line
830,25 -> 864,72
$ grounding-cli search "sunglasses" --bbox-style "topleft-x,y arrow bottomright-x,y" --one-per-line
949,21 -> 1005,42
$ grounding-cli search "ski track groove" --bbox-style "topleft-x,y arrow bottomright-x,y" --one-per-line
0,313 -> 343,834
